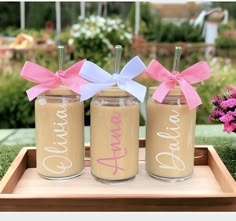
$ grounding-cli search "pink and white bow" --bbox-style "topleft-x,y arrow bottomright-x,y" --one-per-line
20,59 -> 87,101
145,60 -> 211,110
79,56 -> 147,102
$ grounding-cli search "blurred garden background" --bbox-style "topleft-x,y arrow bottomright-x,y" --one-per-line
0,1 -> 236,180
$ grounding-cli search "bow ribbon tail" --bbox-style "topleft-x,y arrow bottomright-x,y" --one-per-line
118,79 -> 147,102
152,80 -> 177,103
20,61 -> 55,83
80,82 -> 115,102
178,79 -> 202,110
26,84 -> 53,101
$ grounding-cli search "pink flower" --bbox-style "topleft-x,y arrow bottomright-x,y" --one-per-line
228,110 -> 236,116
219,114 -> 234,123
212,109 -> 225,117
209,85 -> 236,133
220,98 -> 236,109
226,85 -> 236,91
223,122 -> 236,133
211,96 -> 219,103
226,85 -> 236,98
208,115 -> 214,122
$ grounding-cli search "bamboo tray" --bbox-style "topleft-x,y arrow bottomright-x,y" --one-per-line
0,139 -> 236,211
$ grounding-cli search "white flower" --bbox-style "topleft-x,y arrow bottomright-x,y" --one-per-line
124,32 -> 132,41
97,17 -> 106,25
70,15 -> 133,51
72,24 -> 80,30
73,32 -> 80,38
95,29 -> 101,34
68,38 -> 74,45
85,30 -> 92,38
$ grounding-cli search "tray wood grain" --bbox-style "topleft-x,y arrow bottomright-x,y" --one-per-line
0,139 -> 236,211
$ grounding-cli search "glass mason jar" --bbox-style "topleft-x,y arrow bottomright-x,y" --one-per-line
35,86 -> 84,180
146,86 -> 196,182
90,86 -> 140,182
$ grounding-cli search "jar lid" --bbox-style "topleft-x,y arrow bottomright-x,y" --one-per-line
149,85 -> 183,96
41,85 -> 78,96
96,86 -> 131,97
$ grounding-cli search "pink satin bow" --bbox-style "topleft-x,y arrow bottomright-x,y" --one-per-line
20,59 -> 87,101
145,60 -> 211,110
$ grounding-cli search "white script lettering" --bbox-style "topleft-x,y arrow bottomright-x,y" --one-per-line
42,103 -> 73,174
156,109 -> 185,170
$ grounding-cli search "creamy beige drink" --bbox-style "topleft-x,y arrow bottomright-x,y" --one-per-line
35,87 -> 84,179
146,87 -> 196,181
90,87 -> 140,181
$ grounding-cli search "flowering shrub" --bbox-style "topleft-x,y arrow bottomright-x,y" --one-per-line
208,85 -> 236,133
195,57 -> 236,124
69,15 -> 133,68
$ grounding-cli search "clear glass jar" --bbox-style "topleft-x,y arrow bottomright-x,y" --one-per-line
90,86 -> 140,182
35,86 -> 84,180
146,86 -> 196,182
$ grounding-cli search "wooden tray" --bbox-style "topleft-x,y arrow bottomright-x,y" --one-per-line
0,139 -> 236,212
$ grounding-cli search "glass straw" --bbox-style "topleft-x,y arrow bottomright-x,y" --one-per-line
58,45 -> 64,71
172,46 -> 182,72
114,45 -> 123,74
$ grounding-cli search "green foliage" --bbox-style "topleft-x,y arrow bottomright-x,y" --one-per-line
146,20 -> 203,43
25,2 -> 55,29
126,2 -> 158,37
0,2 -> 20,28
216,36 -> 236,49
0,73 -> 35,128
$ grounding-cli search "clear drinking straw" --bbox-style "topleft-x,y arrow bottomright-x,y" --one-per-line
172,46 -> 183,105
58,45 -> 64,71
172,46 -> 182,72
114,45 -> 123,74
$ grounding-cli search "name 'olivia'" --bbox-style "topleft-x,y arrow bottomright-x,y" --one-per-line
42,103 -> 73,174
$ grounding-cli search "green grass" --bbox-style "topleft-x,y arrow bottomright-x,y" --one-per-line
0,137 -> 236,181
0,145 -> 23,180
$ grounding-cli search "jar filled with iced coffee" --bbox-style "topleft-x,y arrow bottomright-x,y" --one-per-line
35,86 -> 85,179
90,87 -> 140,182
146,86 -> 196,182
20,45 -> 86,180
79,45 -> 146,182
145,46 -> 211,182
